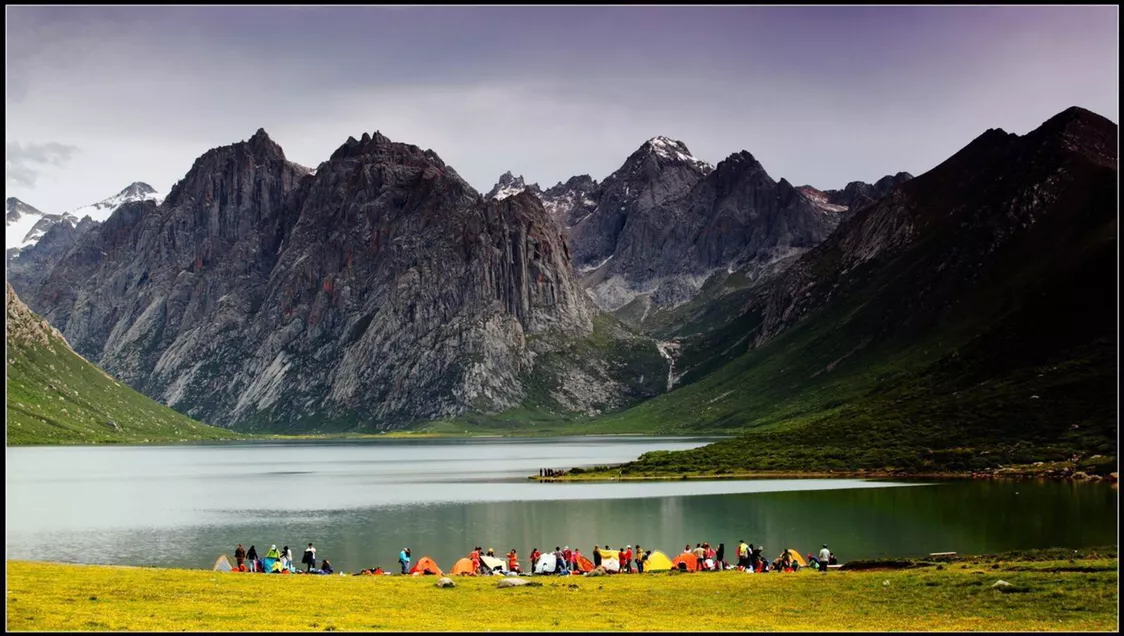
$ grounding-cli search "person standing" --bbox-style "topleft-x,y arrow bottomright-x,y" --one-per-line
470,546 -> 482,575
234,544 -> 246,570
507,549 -> 520,574
302,543 -> 316,573
530,547 -> 542,573
716,543 -> 726,569
246,545 -> 259,572
562,546 -> 572,567
593,545 -> 602,568
634,545 -> 644,574
399,547 -> 411,574
819,544 -> 831,574
280,545 -> 291,571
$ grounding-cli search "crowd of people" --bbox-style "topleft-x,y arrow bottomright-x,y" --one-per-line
230,542 -> 333,575
224,540 -> 838,577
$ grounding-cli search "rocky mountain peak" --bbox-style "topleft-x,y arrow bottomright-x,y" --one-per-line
486,171 -> 541,200
6,197 -> 45,223
546,174 -> 598,193
632,136 -> 713,173
164,128 -> 305,209
117,182 -> 157,199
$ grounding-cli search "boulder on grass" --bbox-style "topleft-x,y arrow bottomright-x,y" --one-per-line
435,577 -> 456,588
497,578 -> 542,588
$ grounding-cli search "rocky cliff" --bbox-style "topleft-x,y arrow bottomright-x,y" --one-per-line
29,130 -> 661,431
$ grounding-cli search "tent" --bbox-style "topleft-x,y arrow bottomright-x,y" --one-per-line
450,558 -> 476,576
601,558 -> 620,573
597,549 -> 619,562
262,557 -> 280,573
533,552 -> 557,574
786,550 -> 807,567
409,556 -> 444,576
671,552 -> 699,572
645,550 -> 673,572
574,555 -> 594,573
480,555 -> 507,574
212,555 -> 234,572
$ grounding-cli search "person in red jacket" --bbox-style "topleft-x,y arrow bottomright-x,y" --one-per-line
530,548 -> 542,573
507,549 -> 521,574
470,547 -> 482,574
562,546 -> 572,566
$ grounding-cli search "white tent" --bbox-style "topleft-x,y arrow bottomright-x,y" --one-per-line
533,553 -> 557,574
602,557 -> 620,573
480,555 -> 508,574
212,554 -> 234,572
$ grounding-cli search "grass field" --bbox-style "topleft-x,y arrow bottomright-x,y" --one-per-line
6,553 -> 1117,631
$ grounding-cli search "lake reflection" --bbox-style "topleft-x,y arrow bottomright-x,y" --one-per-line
6,437 -> 1117,571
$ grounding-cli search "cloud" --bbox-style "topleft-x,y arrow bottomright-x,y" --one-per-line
6,141 -> 80,187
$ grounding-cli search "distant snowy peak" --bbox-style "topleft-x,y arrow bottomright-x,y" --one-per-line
68,182 -> 162,224
5,198 -> 77,250
640,136 -> 713,173
6,197 -> 45,224
486,171 -> 541,200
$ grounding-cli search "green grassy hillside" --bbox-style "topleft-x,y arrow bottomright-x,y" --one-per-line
6,283 -> 239,445
575,108 -> 1118,474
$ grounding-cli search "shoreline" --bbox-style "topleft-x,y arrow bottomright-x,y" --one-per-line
7,552 -> 1117,631
534,465 -> 1120,484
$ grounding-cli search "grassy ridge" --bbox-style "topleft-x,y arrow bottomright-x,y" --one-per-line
6,284 -> 239,445
570,147 -> 1118,475
6,552 -> 1117,631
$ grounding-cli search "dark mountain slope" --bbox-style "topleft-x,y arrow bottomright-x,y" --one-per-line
589,106 -> 1117,473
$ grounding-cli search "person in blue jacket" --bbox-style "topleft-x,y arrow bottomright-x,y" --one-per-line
398,547 -> 411,574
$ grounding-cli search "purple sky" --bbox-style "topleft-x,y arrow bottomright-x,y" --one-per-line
6,6 -> 1119,213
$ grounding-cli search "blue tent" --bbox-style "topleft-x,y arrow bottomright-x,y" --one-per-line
262,557 -> 280,573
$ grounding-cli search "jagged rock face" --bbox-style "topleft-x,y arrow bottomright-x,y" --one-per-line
753,107 -> 1117,344
570,146 -> 847,312
6,217 -> 97,300
30,130 -> 624,430
568,137 -> 713,273
539,174 -> 599,229
824,172 -> 913,213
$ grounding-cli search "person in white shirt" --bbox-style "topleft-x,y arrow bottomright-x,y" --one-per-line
818,544 -> 831,574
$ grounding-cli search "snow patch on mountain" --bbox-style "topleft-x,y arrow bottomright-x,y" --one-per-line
5,198 -> 75,250
644,136 -> 713,172
67,182 -> 162,224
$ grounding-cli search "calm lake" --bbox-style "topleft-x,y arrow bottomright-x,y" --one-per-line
5,436 -> 1117,572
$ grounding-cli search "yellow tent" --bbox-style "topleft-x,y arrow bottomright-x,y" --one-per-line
787,549 -> 807,567
597,549 -> 619,561
644,550 -> 673,572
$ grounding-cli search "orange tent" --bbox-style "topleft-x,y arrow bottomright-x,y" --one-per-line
574,555 -> 595,573
450,558 -> 476,576
409,556 -> 444,576
671,552 -> 699,572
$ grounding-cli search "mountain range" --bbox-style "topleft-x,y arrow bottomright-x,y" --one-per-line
6,106 -> 1117,471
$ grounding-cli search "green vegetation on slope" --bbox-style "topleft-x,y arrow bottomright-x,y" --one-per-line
6,550 -> 1117,631
575,123 -> 1118,475
5,284 -> 239,445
